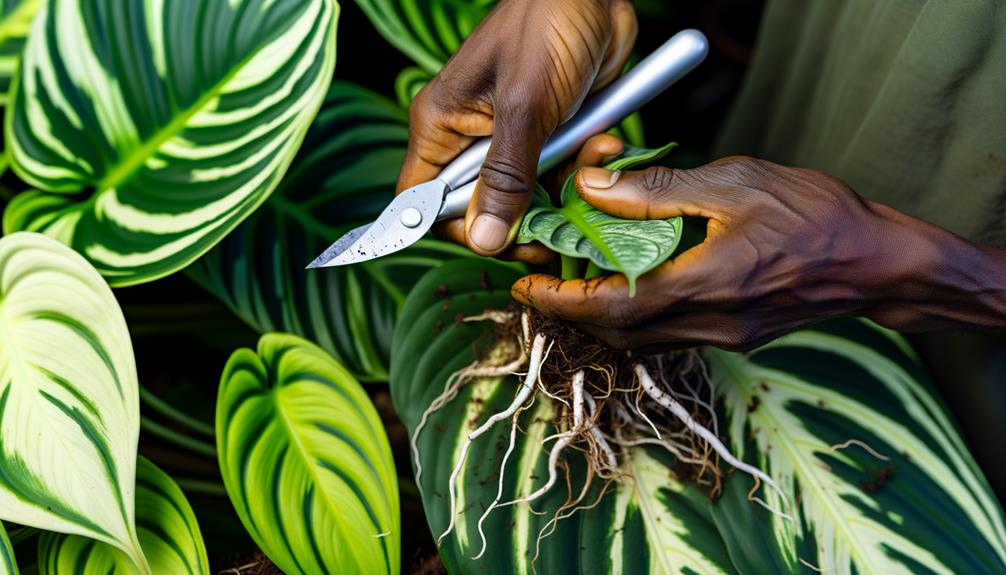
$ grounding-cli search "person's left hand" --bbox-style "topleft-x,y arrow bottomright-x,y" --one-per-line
512,156 -> 927,351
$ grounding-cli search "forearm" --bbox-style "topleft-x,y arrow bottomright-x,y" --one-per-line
864,202 -> 1006,332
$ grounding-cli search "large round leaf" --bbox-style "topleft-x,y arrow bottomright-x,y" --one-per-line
0,0 -> 39,106
391,258 -> 1006,574
3,0 -> 338,286
708,322 -> 1006,574
36,457 -> 210,575
391,258 -> 737,574
217,333 -> 400,575
189,81 -> 469,382
0,232 -> 143,569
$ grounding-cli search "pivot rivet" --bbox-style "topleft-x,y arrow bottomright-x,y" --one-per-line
400,207 -> 423,228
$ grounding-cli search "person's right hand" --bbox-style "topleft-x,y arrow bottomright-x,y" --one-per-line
396,0 -> 638,262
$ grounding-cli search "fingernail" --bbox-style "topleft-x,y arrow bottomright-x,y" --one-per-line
469,214 -> 509,253
579,168 -> 621,189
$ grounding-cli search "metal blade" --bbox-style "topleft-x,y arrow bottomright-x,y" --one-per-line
306,179 -> 448,268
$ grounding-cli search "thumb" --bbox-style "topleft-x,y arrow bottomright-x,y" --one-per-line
465,110 -> 551,256
574,165 -> 747,222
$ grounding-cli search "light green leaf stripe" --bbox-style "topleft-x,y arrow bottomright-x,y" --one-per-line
37,457 -> 210,575
0,523 -> 15,575
708,320 -> 1006,575
354,0 -> 494,73
390,258 -> 736,575
189,81 -> 469,382
4,0 -> 339,286
0,0 -> 39,106
217,333 -> 400,575
0,232 -> 144,571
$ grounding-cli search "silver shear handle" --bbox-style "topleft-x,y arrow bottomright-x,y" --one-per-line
435,28 -> 709,221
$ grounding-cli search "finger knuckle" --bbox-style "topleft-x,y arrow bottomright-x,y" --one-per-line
480,158 -> 532,199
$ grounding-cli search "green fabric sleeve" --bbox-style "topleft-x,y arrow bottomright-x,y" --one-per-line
716,0 -> 1006,247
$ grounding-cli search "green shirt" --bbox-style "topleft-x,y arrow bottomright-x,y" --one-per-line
716,0 -> 1006,247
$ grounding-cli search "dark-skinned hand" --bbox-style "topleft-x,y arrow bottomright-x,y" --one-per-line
396,0 -> 637,263
513,157 -> 1006,351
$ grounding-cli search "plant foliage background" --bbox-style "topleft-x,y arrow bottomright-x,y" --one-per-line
0,1 -> 1001,574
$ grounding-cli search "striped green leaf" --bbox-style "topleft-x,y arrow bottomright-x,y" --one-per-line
0,523 -> 15,575
0,232 -> 144,570
392,258 -> 1006,574
36,457 -> 209,575
217,333 -> 400,575
3,0 -> 338,286
708,321 -> 1006,575
354,0 -> 494,73
390,258 -> 736,574
0,0 -> 39,106
189,81 -> 469,382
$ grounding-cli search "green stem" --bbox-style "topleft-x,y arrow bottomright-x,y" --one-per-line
173,478 -> 228,497
140,417 -> 217,458
560,255 -> 580,280
140,386 -> 215,438
584,262 -> 604,279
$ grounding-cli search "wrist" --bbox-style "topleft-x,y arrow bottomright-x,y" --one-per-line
858,201 -> 1006,331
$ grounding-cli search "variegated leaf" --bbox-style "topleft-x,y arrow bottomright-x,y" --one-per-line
709,321 -> 1006,575
4,0 -> 338,286
189,81 -> 469,382
217,333 -> 400,575
390,258 -> 736,574
354,0 -> 494,73
0,523 -> 14,575
0,232 -> 144,570
0,0 -> 39,106
36,457 -> 210,575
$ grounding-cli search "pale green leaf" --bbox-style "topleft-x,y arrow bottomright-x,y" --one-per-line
517,143 -> 681,293
707,322 -> 1006,575
391,259 -> 736,574
188,81 -> 470,382
0,232 -> 144,570
4,0 -> 339,286
216,333 -> 400,575
36,457 -> 209,575
0,0 -> 40,107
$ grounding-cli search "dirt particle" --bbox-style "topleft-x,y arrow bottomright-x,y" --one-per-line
759,382 -> 771,392
441,302 -> 451,312
860,464 -> 895,493
433,320 -> 444,334
747,395 -> 760,413
434,284 -> 452,299
480,269 -> 494,291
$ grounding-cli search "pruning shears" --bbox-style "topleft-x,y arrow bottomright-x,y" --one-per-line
307,29 -> 709,269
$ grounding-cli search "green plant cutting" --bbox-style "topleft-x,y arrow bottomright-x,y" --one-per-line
0,1 -> 1002,575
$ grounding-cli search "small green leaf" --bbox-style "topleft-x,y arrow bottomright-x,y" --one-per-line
517,143 -> 680,294
217,334 -> 400,575
5,0 -> 339,286
0,232 -> 145,570
36,457 -> 209,575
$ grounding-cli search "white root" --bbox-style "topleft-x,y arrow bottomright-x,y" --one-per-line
584,393 -> 618,470
471,395 -> 533,559
412,350 -> 528,484
635,364 -> 793,520
438,334 -> 548,545
463,310 -> 517,325
501,370 -> 586,509
828,438 -> 890,462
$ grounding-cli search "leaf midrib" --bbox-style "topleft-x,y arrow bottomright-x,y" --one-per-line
711,350 -> 878,573
95,45 -> 260,193
272,385 -> 371,570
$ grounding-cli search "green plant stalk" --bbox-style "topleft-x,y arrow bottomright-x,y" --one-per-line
584,261 -> 603,279
561,254 -> 580,280
139,386 -> 215,437
140,417 -> 217,458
